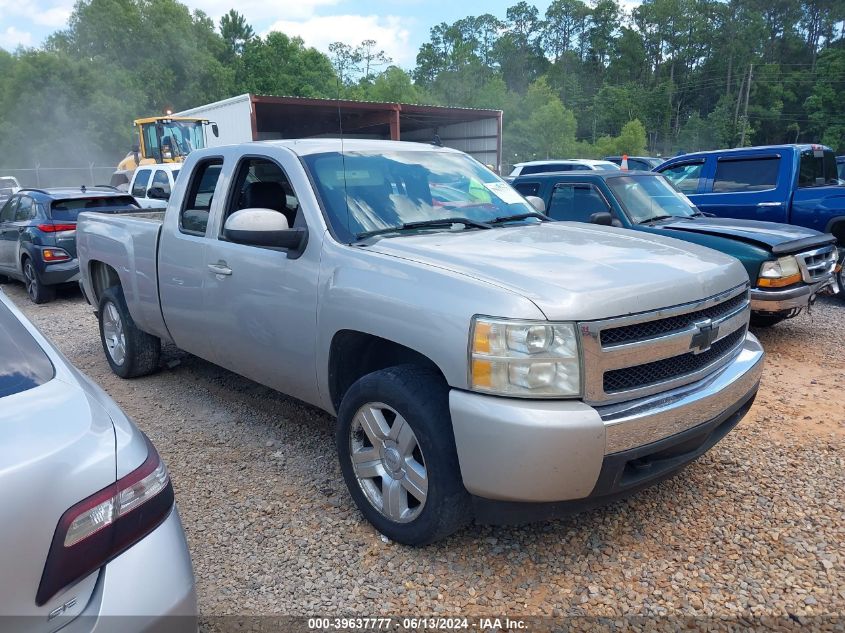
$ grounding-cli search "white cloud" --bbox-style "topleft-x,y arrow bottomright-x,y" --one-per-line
0,25 -> 33,50
265,14 -> 413,67
181,0 -> 340,23
0,0 -> 72,28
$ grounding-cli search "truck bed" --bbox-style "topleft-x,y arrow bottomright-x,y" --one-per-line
76,210 -> 170,340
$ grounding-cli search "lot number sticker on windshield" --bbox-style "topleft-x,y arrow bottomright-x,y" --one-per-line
484,181 -> 525,205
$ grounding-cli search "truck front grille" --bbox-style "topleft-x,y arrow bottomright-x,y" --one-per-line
579,284 -> 750,405
795,246 -> 838,283
601,291 -> 748,347
603,327 -> 746,393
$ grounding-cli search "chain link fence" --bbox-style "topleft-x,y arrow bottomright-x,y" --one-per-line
1,164 -> 116,188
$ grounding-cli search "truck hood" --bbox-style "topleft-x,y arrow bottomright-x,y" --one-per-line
655,217 -> 830,254
367,223 -> 748,321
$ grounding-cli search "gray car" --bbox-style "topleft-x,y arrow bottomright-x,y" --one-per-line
0,289 -> 196,632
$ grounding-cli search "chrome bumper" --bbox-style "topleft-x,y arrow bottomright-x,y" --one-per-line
450,333 -> 764,503
750,278 -> 836,312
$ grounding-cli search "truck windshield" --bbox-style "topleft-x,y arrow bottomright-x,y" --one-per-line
51,196 -> 140,221
798,149 -> 839,188
606,175 -> 699,223
303,150 -> 536,242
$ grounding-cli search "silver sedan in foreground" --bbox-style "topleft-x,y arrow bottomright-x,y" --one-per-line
0,289 -> 197,632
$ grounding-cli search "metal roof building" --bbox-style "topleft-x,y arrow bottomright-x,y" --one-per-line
176,94 -> 503,171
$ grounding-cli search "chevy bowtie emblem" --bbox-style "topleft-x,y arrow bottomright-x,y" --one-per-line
690,319 -> 719,354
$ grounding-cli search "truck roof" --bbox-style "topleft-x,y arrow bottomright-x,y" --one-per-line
254,138 -> 463,156
513,170 -> 657,182
513,158 -> 616,168
670,144 -> 833,159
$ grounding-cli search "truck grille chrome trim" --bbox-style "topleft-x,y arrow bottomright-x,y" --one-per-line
795,246 -> 838,284
579,284 -> 750,405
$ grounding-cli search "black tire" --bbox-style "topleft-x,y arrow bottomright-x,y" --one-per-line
98,285 -> 161,378
22,257 -> 55,304
337,365 -> 471,545
750,312 -> 787,328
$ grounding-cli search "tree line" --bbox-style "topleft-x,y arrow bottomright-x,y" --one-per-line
0,0 -> 843,171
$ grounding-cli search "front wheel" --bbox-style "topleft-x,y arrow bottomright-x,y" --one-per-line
98,286 -> 161,378
23,258 -> 55,304
337,365 -> 470,545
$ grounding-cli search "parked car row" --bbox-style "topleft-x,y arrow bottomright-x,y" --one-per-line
0,139 -> 841,628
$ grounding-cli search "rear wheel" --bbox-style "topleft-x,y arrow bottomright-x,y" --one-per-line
23,258 -> 55,304
98,285 -> 161,378
337,365 -> 470,545
750,312 -> 787,328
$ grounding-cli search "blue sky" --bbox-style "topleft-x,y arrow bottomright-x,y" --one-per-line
0,0 -> 639,66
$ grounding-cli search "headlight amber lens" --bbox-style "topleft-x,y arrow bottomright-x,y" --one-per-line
470,318 -> 581,397
758,256 -> 802,287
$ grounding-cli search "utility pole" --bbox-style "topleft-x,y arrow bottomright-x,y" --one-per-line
740,63 -> 753,146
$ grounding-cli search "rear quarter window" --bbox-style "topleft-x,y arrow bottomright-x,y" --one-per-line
713,157 -> 780,192
513,182 -> 540,197
0,300 -> 54,398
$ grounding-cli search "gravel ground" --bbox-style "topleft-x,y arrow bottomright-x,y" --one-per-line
2,280 -> 844,622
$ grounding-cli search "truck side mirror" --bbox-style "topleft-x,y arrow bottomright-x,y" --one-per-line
525,196 -> 546,213
589,211 -> 614,226
224,208 -> 307,255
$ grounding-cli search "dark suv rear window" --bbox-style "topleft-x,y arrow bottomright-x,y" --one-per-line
50,196 -> 140,221
0,300 -> 54,398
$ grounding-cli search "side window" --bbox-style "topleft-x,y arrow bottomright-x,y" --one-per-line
132,169 -> 152,198
14,196 -> 35,221
713,157 -> 780,193
547,183 -> 610,222
0,197 -> 18,222
221,157 -> 300,237
660,161 -> 703,194
513,182 -> 540,197
151,170 -> 171,196
181,159 -> 223,236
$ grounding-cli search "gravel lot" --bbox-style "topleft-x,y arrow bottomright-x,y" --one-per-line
3,280 -> 844,622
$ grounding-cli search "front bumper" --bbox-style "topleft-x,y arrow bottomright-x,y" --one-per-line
449,333 -> 764,513
60,508 -> 198,633
750,277 -> 836,312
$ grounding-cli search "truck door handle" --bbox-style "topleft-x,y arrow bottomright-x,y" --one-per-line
756,202 -> 782,207
207,262 -> 232,276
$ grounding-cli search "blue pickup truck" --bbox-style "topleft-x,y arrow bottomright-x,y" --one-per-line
655,144 -> 844,293
512,170 -> 839,327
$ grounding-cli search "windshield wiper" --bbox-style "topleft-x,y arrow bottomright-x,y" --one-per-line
638,215 -> 675,224
488,211 -> 550,225
356,217 -> 492,240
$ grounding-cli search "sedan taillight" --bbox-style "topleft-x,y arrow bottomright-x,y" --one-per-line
36,437 -> 174,606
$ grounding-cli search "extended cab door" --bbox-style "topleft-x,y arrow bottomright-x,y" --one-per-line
686,151 -> 789,222
0,196 -> 20,271
199,153 -> 321,405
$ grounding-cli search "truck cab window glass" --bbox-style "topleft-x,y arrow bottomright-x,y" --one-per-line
798,150 -> 838,188
224,158 -> 299,230
180,160 -> 222,236
513,182 -> 540,197
15,196 -> 34,221
152,170 -> 171,196
548,184 -> 609,221
713,157 -> 779,193
303,150 -> 535,243
0,197 -> 18,222
132,170 -> 152,198
660,162 -> 703,194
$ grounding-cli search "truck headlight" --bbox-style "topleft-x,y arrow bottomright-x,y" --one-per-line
469,317 -> 581,397
758,256 -> 801,288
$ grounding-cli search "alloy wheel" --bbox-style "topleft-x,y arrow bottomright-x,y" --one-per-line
102,301 -> 127,366
349,402 -> 428,523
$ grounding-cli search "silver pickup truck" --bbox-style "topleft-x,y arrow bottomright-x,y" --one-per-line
78,140 -> 764,544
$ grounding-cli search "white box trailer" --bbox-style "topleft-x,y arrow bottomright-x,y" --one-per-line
176,94 -> 503,171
